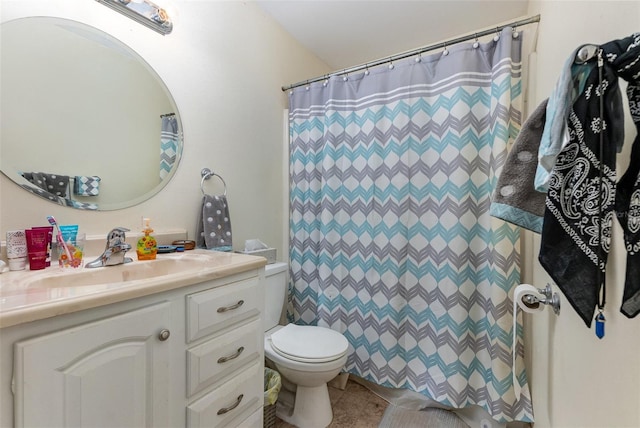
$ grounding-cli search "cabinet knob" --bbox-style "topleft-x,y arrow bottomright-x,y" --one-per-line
217,300 -> 244,313
158,329 -> 171,341
217,394 -> 243,415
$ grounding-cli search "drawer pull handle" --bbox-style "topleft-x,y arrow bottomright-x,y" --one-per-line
217,394 -> 243,415
218,346 -> 245,364
217,300 -> 244,313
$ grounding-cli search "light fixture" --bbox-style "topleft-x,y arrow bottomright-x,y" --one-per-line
96,0 -> 173,35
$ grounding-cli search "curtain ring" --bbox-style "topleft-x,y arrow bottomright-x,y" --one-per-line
442,42 -> 449,56
415,52 -> 422,63
364,64 -> 370,76
512,25 -> 519,39
388,57 -> 394,70
493,27 -> 501,42
473,34 -> 480,49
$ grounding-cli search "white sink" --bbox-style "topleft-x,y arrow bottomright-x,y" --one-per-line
27,254 -> 214,288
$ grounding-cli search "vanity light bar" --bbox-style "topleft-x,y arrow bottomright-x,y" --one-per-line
96,0 -> 173,35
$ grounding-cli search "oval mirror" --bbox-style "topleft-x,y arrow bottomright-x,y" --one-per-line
0,17 -> 182,211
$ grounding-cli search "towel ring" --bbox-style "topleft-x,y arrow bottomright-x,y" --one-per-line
200,168 -> 227,196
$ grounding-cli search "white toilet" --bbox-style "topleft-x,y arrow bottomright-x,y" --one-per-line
264,262 -> 349,428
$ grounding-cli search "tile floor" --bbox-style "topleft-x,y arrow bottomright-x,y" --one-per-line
272,378 -> 529,428
274,379 -> 388,428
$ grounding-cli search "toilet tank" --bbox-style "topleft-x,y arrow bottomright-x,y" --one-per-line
264,262 -> 288,331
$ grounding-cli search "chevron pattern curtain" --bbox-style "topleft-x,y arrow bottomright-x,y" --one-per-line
289,28 -> 533,423
160,115 -> 178,181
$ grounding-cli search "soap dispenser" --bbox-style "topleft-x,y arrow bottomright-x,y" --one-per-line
136,217 -> 157,260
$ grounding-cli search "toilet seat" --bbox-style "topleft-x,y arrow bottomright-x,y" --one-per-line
270,324 -> 348,363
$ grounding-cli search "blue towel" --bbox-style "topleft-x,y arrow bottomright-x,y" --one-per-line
534,46 -> 591,192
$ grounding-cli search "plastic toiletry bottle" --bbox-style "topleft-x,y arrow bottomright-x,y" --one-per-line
136,217 -> 157,261
25,228 -> 49,270
6,230 -> 27,270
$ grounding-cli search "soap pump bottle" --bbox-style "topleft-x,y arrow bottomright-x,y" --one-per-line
136,217 -> 157,261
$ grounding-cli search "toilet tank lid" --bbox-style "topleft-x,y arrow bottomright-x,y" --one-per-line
265,262 -> 288,276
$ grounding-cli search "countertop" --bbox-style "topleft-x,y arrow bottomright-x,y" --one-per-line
0,250 -> 267,328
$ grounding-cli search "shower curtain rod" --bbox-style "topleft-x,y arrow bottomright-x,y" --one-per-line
282,14 -> 540,92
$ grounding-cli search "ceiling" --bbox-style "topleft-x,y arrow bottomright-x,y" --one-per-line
255,0 -> 530,70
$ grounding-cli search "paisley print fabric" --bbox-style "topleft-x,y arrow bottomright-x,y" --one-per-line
539,33 -> 640,326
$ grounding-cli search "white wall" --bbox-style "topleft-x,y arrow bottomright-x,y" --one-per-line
524,2 -> 640,427
0,0 -> 330,258
4,1 -> 640,426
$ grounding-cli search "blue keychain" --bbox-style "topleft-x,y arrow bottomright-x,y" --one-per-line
595,311 -> 605,339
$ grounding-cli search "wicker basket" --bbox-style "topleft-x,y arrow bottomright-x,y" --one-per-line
263,403 -> 277,428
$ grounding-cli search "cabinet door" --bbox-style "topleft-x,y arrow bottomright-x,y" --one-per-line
13,302 -> 171,428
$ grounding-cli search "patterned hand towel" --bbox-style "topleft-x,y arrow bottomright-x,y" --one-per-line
74,175 -> 101,196
196,194 -> 233,251
490,99 -> 548,233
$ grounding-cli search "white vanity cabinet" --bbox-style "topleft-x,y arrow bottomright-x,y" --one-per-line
185,274 -> 265,427
0,266 -> 265,428
13,302 -> 172,427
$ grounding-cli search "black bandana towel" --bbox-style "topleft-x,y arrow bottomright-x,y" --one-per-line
614,35 -> 640,318
539,33 -> 640,327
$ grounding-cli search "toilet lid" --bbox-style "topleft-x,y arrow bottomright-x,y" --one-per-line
270,324 -> 349,363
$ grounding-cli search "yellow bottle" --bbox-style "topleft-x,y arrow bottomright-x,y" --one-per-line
136,217 -> 157,260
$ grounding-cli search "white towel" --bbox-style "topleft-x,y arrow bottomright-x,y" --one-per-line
196,194 -> 233,251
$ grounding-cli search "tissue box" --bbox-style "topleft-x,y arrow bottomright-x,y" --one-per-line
239,248 -> 277,264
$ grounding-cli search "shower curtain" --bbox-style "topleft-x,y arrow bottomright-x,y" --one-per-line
288,27 -> 533,423
160,114 -> 179,181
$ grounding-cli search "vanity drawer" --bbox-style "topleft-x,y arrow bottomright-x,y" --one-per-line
186,360 -> 262,428
186,276 -> 260,343
187,318 -> 261,397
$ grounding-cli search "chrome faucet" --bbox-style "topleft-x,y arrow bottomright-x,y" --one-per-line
85,227 -> 133,268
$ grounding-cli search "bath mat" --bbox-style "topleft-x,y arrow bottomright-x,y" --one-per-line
378,405 -> 470,428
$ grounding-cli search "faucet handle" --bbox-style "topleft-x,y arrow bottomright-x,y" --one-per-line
106,227 -> 130,245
